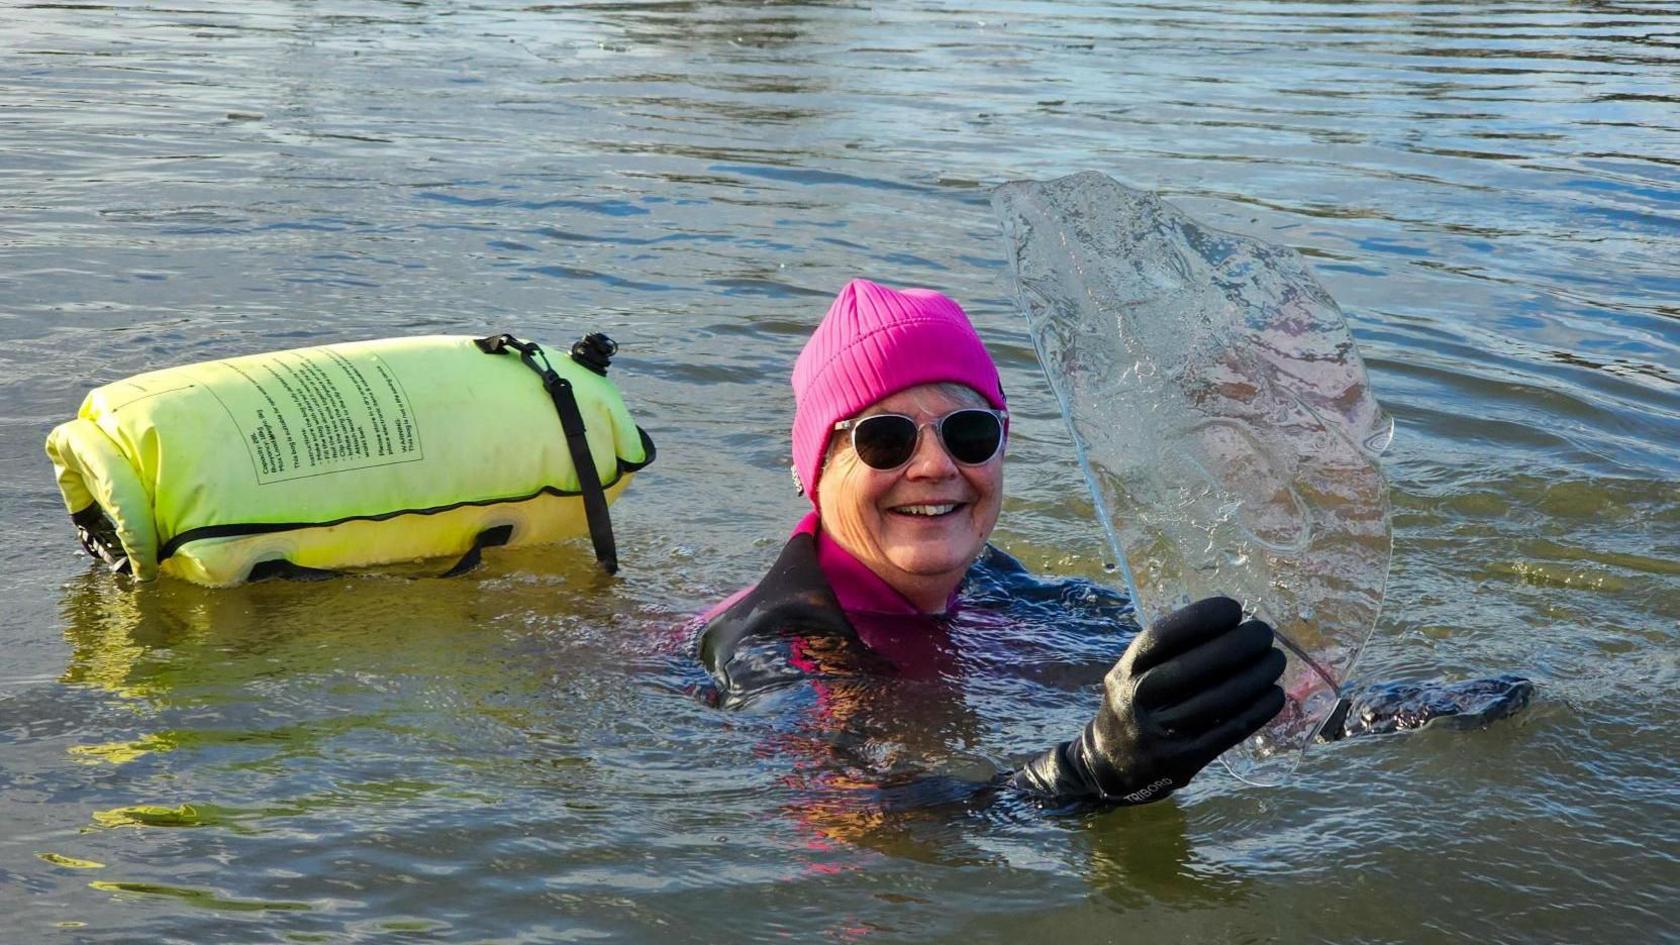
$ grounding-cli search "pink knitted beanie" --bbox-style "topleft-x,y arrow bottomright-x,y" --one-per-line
790,278 -> 1005,507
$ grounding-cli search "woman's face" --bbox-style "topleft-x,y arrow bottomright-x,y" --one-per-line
817,383 -> 1005,611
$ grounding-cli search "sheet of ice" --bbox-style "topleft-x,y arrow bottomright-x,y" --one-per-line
993,171 -> 1393,783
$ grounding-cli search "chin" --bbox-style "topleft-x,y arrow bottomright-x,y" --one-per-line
887,543 -> 980,579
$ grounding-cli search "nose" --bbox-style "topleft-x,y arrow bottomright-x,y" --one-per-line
904,424 -> 959,480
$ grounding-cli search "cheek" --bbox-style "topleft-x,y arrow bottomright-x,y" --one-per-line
972,465 -> 1004,508
967,467 -> 1004,534
821,459 -> 888,533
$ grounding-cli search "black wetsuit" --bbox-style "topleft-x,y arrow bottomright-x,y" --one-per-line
697,533 -> 1533,807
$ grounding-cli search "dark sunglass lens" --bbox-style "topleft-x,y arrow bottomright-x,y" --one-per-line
941,410 -> 1002,464
852,415 -> 919,469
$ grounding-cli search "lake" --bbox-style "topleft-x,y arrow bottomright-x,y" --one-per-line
2,1 -> 1676,941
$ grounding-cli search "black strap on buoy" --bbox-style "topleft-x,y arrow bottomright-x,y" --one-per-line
247,558 -> 340,582
440,524 -> 515,578
475,333 -> 619,575
245,524 -> 517,583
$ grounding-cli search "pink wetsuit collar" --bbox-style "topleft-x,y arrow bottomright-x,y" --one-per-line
791,512 -> 958,616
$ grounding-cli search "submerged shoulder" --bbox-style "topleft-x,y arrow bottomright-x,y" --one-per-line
696,533 -> 876,700
960,545 -> 1133,620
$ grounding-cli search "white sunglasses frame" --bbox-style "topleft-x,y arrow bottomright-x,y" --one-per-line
831,408 -> 1009,470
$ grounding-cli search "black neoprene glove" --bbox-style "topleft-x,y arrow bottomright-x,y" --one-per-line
1013,596 -> 1286,805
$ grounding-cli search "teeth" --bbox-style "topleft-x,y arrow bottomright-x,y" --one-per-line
898,504 -> 957,516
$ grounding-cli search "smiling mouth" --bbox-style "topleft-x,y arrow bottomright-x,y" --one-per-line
891,503 -> 964,518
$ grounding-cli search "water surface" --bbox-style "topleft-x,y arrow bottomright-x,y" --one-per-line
2,1 -> 1677,942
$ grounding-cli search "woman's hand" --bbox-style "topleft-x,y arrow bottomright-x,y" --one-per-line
1016,596 -> 1286,805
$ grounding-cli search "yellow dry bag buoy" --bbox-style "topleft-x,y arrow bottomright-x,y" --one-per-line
44,333 -> 655,586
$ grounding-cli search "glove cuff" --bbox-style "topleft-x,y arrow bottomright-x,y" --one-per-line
1074,722 -> 1178,805
1010,725 -> 1178,806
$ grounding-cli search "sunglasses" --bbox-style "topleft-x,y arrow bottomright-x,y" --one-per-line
833,408 -> 1008,471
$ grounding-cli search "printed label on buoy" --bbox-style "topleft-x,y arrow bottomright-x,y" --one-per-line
195,347 -> 423,484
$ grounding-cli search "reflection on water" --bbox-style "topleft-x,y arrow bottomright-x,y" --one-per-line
2,0 -> 1677,941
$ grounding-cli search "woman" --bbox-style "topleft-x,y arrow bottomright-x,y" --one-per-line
697,279 -> 1288,807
